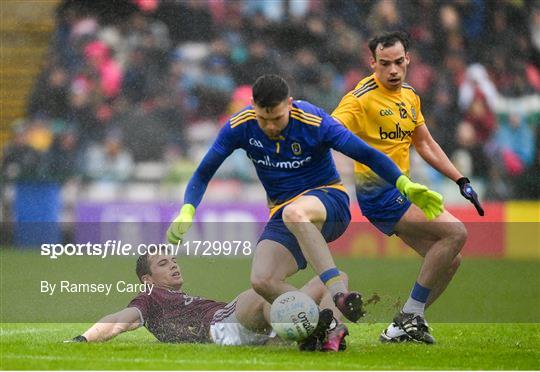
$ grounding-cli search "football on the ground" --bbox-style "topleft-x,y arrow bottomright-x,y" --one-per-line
270,291 -> 319,341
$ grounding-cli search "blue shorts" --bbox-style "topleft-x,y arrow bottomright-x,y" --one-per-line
258,188 -> 351,270
357,187 -> 411,236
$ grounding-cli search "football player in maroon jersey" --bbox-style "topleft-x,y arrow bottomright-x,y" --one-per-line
65,253 -> 348,351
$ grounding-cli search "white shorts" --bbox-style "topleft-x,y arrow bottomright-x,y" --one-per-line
209,299 -> 275,346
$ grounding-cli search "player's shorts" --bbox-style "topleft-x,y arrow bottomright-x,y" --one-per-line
357,186 -> 411,236
258,187 -> 351,270
210,299 -> 275,346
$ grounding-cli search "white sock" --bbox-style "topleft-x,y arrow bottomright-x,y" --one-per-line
402,296 -> 425,316
328,281 -> 347,297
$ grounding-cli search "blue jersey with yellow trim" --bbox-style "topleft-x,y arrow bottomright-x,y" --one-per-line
213,100 -> 346,208
183,100 -> 403,213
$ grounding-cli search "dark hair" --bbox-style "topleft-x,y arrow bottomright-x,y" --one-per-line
252,74 -> 289,108
136,254 -> 151,283
368,31 -> 411,59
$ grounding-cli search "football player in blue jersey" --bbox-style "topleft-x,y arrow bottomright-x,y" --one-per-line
167,74 -> 443,326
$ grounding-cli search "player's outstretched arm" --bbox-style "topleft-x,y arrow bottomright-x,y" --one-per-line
64,307 -> 141,343
167,123 -> 238,244
166,149 -> 227,244
326,119 -> 444,220
412,125 -> 484,215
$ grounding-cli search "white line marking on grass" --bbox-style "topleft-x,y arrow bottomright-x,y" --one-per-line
2,353 -> 337,368
0,328 -> 61,336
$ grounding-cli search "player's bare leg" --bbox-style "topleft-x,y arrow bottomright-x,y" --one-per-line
250,239 -> 300,303
385,205 -> 467,343
395,206 -> 466,297
235,289 -> 273,334
239,271 -> 346,333
398,235 -> 463,308
281,196 -> 334,276
282,196 -> 364,322
301,273 -> 352,320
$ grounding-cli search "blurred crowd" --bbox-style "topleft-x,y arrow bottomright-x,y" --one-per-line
2,0 -> 540,200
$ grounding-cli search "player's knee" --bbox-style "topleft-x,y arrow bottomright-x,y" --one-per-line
250,274 -> 278,300
282,205 -> 308,225
450,222 -> 468,252
441,222 -> 467,256
449,253 -> 462,275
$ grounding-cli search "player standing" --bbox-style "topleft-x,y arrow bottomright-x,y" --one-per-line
167,74 -> 443,324
332,32 -> 484,343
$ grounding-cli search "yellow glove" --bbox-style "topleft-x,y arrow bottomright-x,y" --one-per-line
167,204 -> 195,244
396,175 -> 444,220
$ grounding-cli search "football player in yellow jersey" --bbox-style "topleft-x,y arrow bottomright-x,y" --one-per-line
332,31 -> 484,344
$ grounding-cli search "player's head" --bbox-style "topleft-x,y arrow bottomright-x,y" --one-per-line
368,31 -> 411,91
251,74 -> 293,139
136,253 -> 183,290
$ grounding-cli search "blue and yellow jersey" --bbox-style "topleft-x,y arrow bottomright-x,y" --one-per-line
332,74 -> 425,203
183,99 -> 404,216
214,100 -> 347,214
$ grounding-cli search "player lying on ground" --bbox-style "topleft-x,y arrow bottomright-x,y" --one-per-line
332,31 -> 484,344
167,74 -> 444,324
65,253 -> 349,351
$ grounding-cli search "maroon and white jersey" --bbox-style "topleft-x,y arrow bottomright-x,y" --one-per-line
128,287 -> 226,343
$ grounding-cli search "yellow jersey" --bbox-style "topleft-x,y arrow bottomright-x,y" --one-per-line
332,74 -> 425,195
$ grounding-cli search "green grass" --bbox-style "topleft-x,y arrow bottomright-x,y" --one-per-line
1,250 -> 539,369
1,323 -> 539,370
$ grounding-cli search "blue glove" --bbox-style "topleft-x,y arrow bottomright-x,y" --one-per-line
456,177 -> 484,216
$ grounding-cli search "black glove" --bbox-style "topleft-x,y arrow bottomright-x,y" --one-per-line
64,335 -> 87,343
456,177 -> 484,216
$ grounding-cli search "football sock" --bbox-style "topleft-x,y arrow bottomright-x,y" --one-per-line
402,281 -> 431,316
319,267 -> 347,297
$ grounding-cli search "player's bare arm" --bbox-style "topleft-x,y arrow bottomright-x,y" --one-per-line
65,307 -> 141,343
413,124 -> 484,215
412,124 -> 463,182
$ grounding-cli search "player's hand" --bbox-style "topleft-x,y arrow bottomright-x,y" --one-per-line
167,204 -> 195,244
456,177 -> 484,216
64,335 -> 87,343
396,175 -> 444,220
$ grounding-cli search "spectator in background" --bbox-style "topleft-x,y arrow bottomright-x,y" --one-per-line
1,118 -> 76,246
200,56 -> 235,95
67,76 -> 102,145
368,0 -> 403,35
83,40 -> 123,99
427,77 -> 460,156
515,121 -> 540,199
122,46 -> 163,104
28,66 -> 70,120
292,48 -> 321,95
457,92 -> 496,178
325,18 -> 364,75
155,0 -> 215,43
234,40 -> 280,85
9,0 -> 540,206
84,129 -> 133,182
303,66 -> 342,113
492,113 -> 535,176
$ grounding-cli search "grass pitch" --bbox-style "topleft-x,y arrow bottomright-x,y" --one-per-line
1,323 -> 539,370
1,250 -> 539,369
